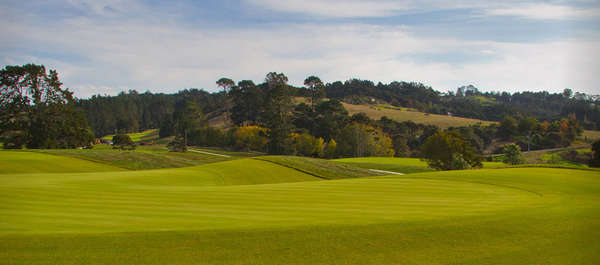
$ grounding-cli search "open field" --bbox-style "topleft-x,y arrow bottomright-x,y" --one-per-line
342,102 -> 496,128
1,150 -> 599,264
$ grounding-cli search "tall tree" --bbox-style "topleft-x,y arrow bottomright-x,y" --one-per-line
304,75 -> 325,111
173,100 -> 207,146
263,72 -> 293,154
0,64 -> 93,149
420,131 -> 482,170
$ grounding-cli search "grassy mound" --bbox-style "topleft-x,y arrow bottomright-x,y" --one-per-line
255,155 -> 385,179
1,166 -> 599,264
0,151 -> 124,174
101,129 -> 159,142
37,145 -> 234,170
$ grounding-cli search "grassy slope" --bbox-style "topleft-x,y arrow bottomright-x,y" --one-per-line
0,151 -> 124,174
1,166 -> 599,264
101,129 -> 159,142
334,157 -> 507,174
342,102 -> 496,129
255,155 -> 385,179
37,145 -> 234,170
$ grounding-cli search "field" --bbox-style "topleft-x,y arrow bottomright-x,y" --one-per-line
1,150 -> 599,264
341,102 -> 496,128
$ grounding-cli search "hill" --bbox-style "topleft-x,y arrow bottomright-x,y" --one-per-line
342,102 -> 495,129
0,151 -> 125,174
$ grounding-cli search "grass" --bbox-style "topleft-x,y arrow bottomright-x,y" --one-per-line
101,129 -> 159,142
0,151 -> 124,174
342,102 -> 496,129
1,166 -> 599,264
334,157 -> 508,174
255,155 -> 385,179
36,145 -> 234,170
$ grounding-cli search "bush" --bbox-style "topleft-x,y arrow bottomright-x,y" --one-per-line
112,134 -> 136,150
590,140 -> 600,167
502,143 -> 525,165
420,131 -> 482,170
167,135 -> 187,152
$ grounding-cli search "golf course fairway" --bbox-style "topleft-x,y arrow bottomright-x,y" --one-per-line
1,160 -> 599,264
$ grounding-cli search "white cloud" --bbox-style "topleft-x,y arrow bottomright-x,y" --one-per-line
486,3 -> 600,20
1,2 -> 599,97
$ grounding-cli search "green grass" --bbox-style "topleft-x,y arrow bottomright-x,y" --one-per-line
0,151 -> 124,174
1,166 -> 599,264
255,155 -> 385,179
36,145 -> 234,170
334,157 -> 507,174
101,129 -> 159,142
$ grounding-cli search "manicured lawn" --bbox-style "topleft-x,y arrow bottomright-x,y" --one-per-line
1,163 -> 599,264
256,155 -> 384,179
0,151 -> 124,174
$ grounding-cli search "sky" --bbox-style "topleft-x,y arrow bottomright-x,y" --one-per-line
1,0 -> 599,98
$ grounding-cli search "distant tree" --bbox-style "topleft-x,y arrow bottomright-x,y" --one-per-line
304,76 -> 325,110
420,131 -> 482,170
590,139 -> 600,167
112,134 -> 136,150
216,78 -> 235,93
502,143 -> 525,165
263,72 -> 293,154
167,135 -> 187,152
337,123 -> 395,157
233,126 -> 268,152
173,100 -> 207,146
324,139 -> 337,158
498,116 -> 518,140
0,64 -> 93,149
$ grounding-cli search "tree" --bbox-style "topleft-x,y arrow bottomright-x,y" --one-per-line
337,123 -> 395,157
112,134 -> 136,150
304,76 -> 325,111
420,131 -> 482,170
502,143 -> 524,165
0,64 -> 93,149
167,135 -> 187,152
233,126 -> 268,152
173,100 -> 207,146
590,139 -> 600,167
263,72 -> 293,154
498,116 -> 518,140
216,78 -> 235,93
324,139 -> 337,158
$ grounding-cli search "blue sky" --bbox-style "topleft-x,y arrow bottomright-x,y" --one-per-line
1,0 -> 599,98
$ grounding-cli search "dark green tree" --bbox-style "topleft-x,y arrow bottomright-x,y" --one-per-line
112,134 -> 136,150
167,135 -> 187,152
420,131 -> 482,170
304,75 -> 325,110
173,100 -> 207,146
590,139 -> 600,167
263,72 -> 293,154
0,64 -> 93,149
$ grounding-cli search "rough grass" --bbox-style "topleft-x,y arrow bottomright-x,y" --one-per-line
1,167 -> 599,264
255,155 -> 385,179
342,102 -> 496,129
0,151 -> 124,174
36,145 -> 233,170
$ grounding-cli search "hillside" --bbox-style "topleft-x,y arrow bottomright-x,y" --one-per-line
342,102 -> 495,129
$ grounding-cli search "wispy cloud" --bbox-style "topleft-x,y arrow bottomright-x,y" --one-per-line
485,3 -> 600,20
1,0 -> 599,97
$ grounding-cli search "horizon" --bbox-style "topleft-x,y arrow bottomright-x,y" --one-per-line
1,0 -> 599,98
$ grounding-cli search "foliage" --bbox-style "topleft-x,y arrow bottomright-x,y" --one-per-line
167,135 -> 187,152
502,143 -> 525,165
188,126 -> 225,147
304,75 -> 325,110
112,134 -> 136,150
0,64 -> 94,149
264,72 -> 294,154
336,123 -> 395,157
287,132 -> 325,157
233,126 -> 268,152
591,140 -> 600,167
324,139 -> 337,158
420,131 -> 482,170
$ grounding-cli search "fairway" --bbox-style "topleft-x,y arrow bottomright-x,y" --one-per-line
1,163 -> 599,264
0,151 -> 124,174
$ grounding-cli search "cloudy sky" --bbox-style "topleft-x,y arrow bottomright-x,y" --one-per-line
1,0 -> 599,98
